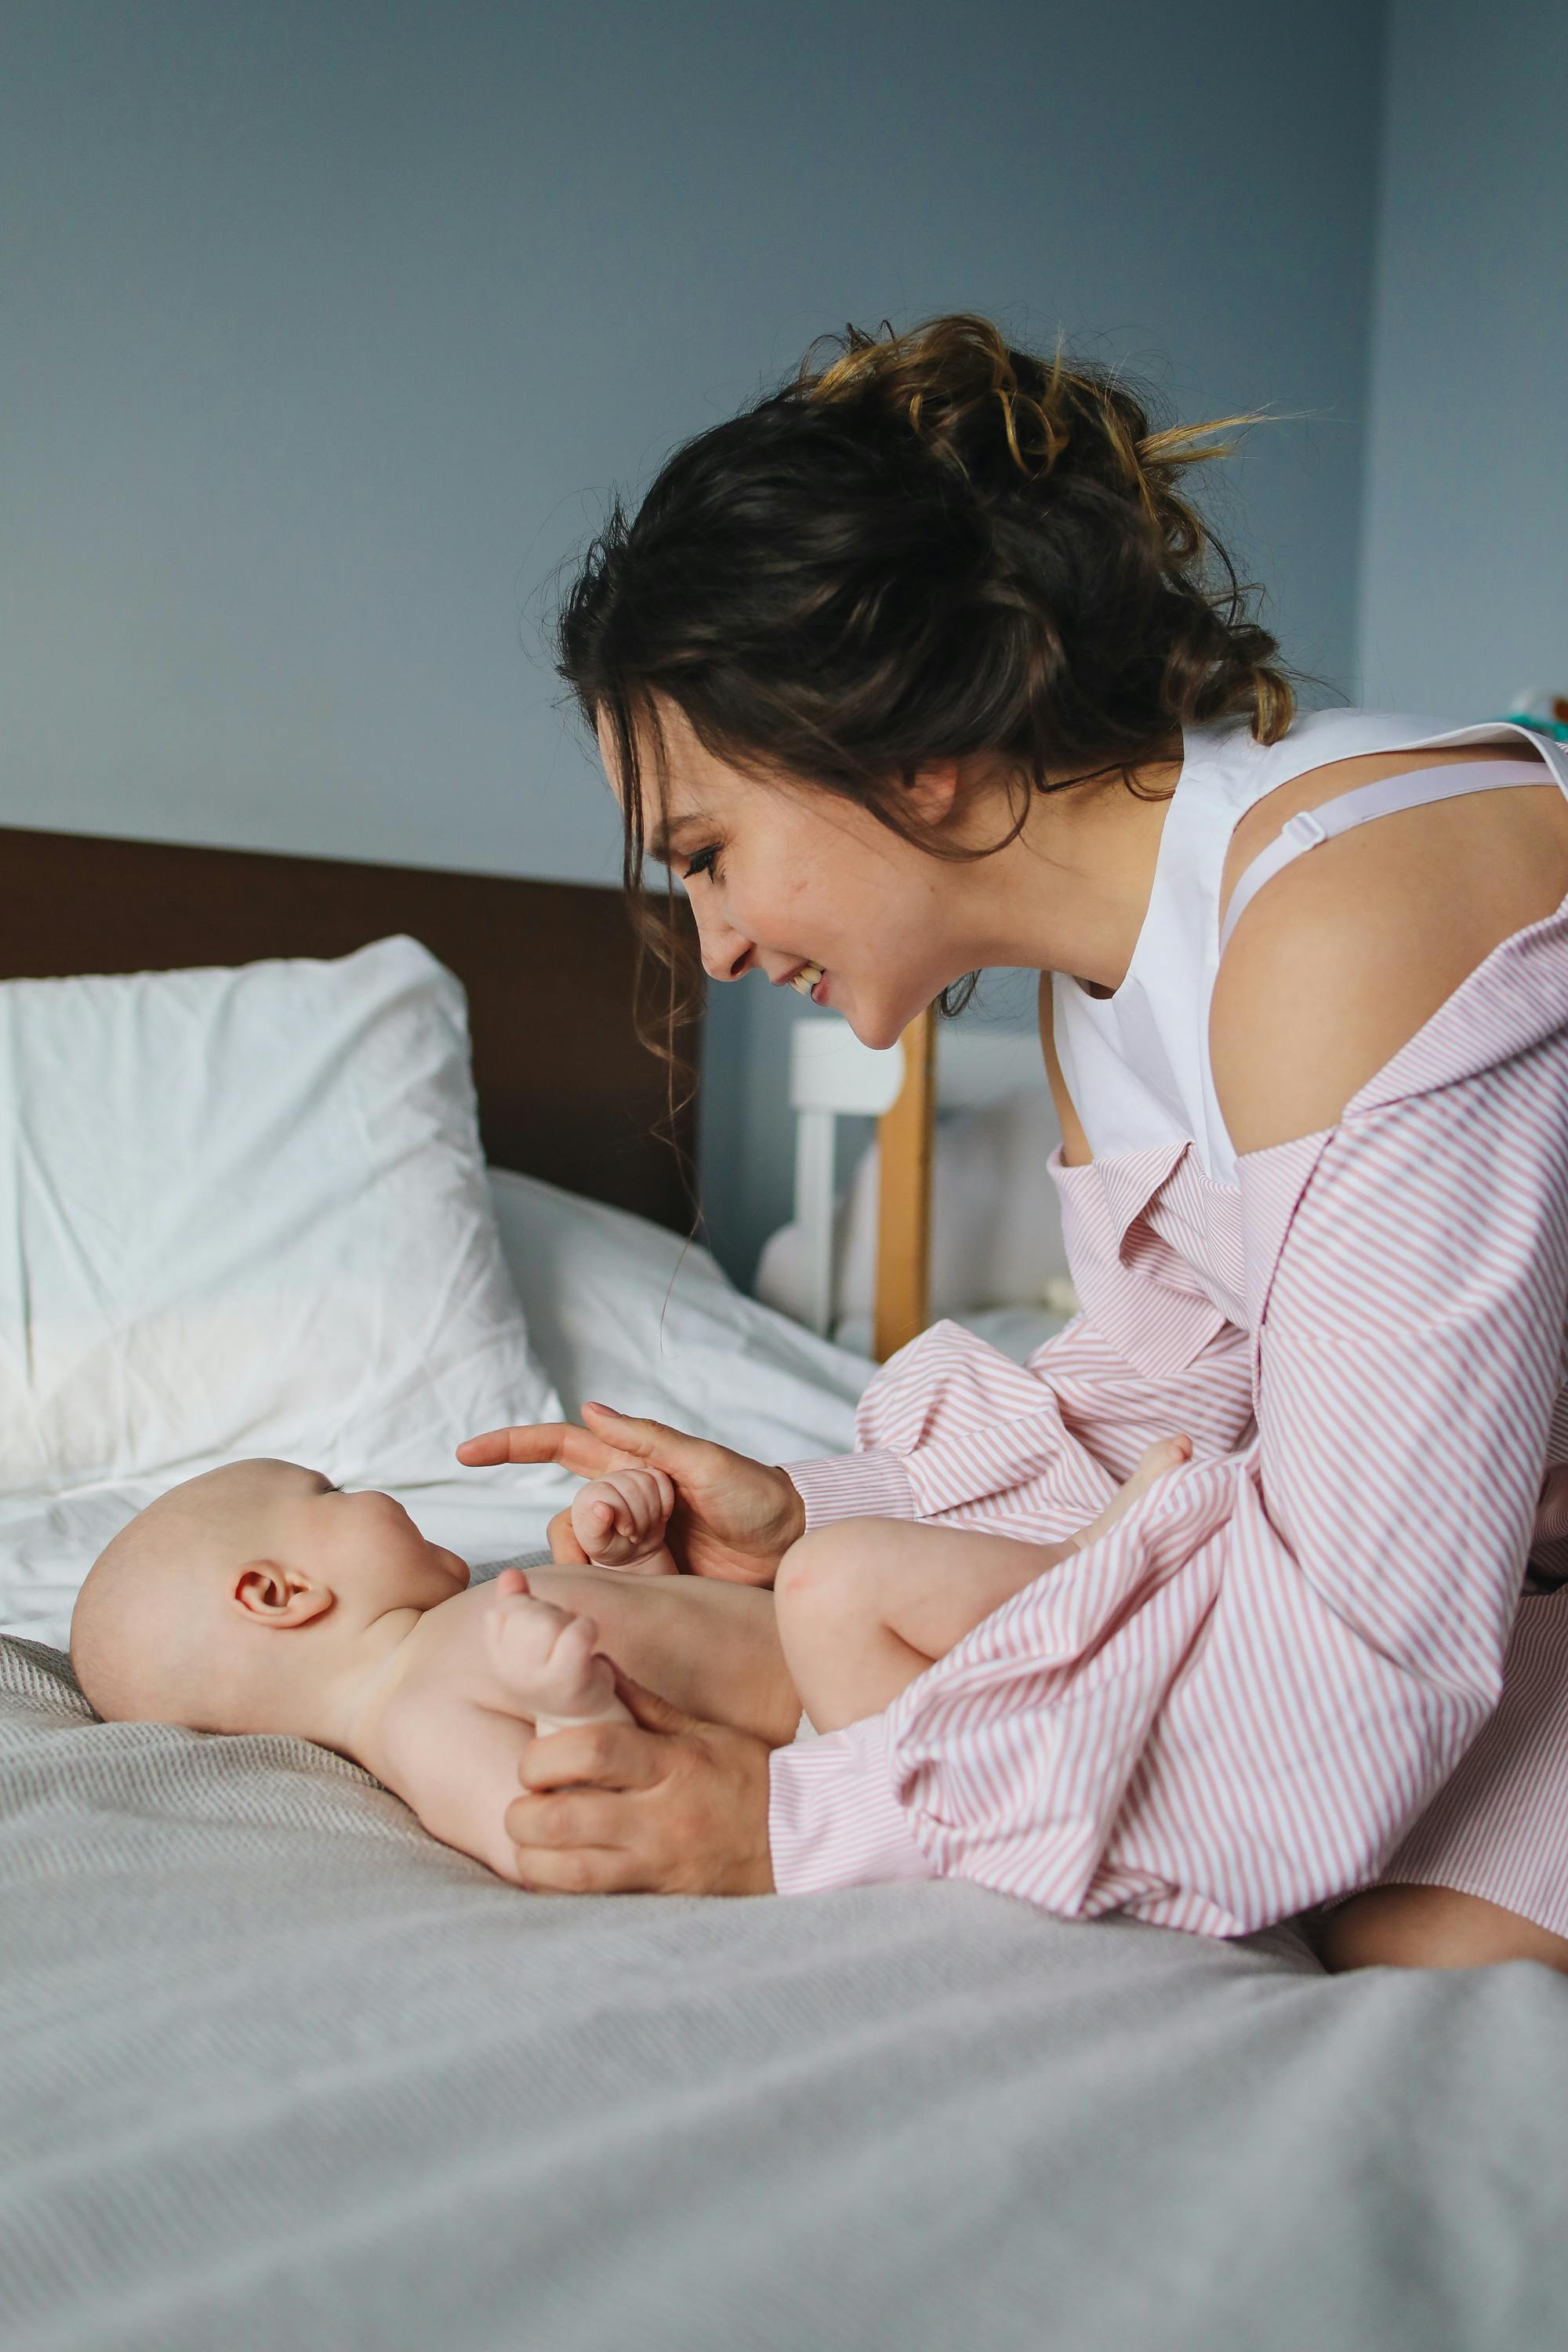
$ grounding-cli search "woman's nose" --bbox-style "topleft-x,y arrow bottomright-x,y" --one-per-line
693,904 -> 755,982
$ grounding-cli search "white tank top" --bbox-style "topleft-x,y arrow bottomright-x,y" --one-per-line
1051,709 -> 1568,1185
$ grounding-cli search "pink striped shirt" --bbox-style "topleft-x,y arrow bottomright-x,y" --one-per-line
770,827 -> 1568,1936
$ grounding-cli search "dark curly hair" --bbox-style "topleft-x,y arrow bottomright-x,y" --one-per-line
554,310 -> 1291,1058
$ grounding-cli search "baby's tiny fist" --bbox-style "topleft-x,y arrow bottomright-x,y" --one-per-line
570,1467 -> 678,1574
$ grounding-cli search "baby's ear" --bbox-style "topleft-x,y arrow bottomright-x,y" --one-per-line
233,1563 -> 333,1628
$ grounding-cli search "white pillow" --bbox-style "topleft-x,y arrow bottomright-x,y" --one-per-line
487,1170 -> 869,1465
0,938 -> 569,1510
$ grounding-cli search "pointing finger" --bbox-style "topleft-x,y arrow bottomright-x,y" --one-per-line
457,1422 -> 618,1478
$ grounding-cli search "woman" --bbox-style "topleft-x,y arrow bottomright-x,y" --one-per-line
461,315 -> 1568,1970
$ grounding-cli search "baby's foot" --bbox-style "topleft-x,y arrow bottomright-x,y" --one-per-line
485,1570 -> 631,1735
571,1467 -> 679,1574
1068,1436 -> 1192,1553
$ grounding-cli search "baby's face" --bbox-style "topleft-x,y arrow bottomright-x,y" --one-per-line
71,1460 -> 473,1731
212,1461 -> 472,1618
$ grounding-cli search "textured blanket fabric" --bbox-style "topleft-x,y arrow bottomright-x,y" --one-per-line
3,1610 -> 1567,2352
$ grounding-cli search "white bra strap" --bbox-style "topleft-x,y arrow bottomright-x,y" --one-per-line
1217,759 -> 1550,958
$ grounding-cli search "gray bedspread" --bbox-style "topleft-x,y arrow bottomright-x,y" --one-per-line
4,1617 -> 1567,2352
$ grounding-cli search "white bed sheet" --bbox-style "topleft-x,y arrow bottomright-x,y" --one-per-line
0,1171 -> 873,1652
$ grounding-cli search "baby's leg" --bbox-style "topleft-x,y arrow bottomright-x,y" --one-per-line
520,1562 -> 800,1748
774,1440 -> 1187,1732
772,1519 -> 1054,1733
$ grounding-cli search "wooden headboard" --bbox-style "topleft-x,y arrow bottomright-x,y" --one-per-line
0,823 -> 699,1232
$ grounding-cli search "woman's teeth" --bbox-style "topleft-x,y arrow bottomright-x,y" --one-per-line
789,962 -> 826,997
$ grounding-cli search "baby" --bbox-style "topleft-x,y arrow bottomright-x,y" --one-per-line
70,1441 -> 1185,1885
69,1461 -> 796,1885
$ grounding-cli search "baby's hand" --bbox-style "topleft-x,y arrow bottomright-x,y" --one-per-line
483,1569 -> 629,1733
570,1467 -> 679,1574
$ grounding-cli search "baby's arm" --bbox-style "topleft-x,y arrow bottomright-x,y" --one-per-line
571,1468 -> 680,1576
483,1569 -> 632,1736
368,1573 -> 633,1884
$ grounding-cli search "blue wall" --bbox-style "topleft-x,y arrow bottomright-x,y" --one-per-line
1358,0 -> 1567,720
1,2 -> 1386,1283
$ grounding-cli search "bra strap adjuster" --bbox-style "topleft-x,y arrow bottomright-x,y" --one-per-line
1283,808 -> 1328,851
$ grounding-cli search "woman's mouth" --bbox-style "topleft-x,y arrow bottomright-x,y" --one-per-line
788,961 -> 827,1004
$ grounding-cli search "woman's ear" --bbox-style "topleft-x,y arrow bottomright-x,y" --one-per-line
902,758 -> 963,829
232,1563 -> 333,1628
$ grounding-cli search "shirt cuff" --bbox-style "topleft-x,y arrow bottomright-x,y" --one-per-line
781,1448 -> 917,1530
768,1712 -> 936,1893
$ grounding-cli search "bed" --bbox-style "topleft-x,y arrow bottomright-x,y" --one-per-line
3,825 -> 1566,2352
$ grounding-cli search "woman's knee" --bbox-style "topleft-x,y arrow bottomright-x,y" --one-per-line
1315,1882 -> 1568,1975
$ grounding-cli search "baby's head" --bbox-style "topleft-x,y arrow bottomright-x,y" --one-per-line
71,1461 -> 470,1737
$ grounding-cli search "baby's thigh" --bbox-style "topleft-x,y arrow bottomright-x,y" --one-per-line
775,1517 -> 1050,1650
524,1560 -> 793,1740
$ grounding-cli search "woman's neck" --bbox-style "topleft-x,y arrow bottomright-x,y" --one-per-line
949,756 -> 1180,991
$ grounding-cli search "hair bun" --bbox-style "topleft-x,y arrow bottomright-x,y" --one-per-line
800,313 -> 1070,492
797,313 -> 1265,561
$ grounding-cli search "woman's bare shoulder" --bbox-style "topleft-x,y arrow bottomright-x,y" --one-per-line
1210,756 -> 1568,1156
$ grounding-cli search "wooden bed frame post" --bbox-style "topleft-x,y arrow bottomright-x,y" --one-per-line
873,1003 -> 938,1361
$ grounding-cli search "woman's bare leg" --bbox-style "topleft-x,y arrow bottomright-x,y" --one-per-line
1313,1883 -> 1568,1974
522,1563 -> 800,1748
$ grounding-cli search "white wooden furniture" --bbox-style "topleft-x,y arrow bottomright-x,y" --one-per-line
788,1007 -> 1051,1357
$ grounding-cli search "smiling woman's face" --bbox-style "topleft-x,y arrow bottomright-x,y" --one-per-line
599,699 -> 971,1051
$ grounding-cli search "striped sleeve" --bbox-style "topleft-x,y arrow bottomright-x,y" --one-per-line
769,990 -> 1568,1929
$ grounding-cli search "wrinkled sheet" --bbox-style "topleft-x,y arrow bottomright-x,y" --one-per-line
4,1617 -> 1567,2352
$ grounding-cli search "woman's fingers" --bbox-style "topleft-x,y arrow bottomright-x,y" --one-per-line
457,1421 -> 619,1477
506,1700 -> 775,1896
506,1840 -> 662,1895
462,1407 -> 798,1588
517,1719 -> 666,1792
546,1508 -> 592,1566
459,1414 -> 713,1493
506,1788 -> 641,1850
579,1403 -> 724,1486
610,1668 -> 696,1737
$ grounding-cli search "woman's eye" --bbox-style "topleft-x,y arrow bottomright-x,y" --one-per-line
683,846 -> 721,883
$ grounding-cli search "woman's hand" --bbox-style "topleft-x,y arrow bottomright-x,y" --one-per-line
502,1672 -> 775,1895
457,1402 -> 805,1585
